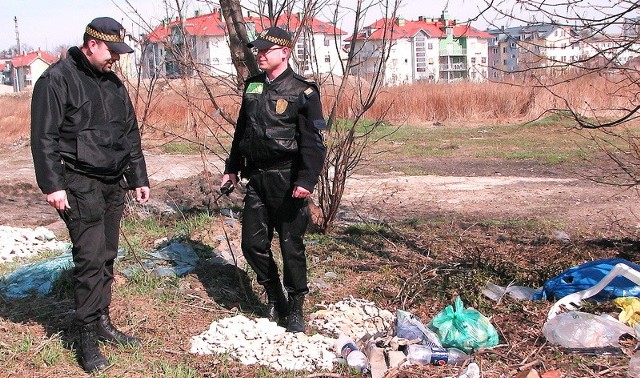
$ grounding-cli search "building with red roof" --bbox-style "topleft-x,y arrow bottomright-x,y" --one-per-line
348,9 -> 492,84
142,9 -> 347,79
10,50 -> 59,91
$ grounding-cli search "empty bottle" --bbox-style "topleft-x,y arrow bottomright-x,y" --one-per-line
406,344 -> 469,366
335,334 -> 370,374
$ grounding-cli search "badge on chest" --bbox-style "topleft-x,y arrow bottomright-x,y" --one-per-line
275,99 -> 288,114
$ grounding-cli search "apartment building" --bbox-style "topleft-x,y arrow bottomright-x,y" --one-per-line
348,9 -> 491,85
142,9 -> 347,79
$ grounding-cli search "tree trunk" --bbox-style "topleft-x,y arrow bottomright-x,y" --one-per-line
219,0 -> 260,87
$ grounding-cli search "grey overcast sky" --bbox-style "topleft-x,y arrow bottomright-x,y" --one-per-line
0,0 -> 628,52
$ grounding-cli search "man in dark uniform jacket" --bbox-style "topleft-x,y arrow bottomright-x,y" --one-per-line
220,26 -> 327,333
30,17 -> 150,372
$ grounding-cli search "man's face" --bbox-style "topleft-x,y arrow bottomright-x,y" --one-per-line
255,45 -> 288,73
87,39 -> 120,73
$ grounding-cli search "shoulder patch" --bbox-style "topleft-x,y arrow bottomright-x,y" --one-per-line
304,87 -> 314,97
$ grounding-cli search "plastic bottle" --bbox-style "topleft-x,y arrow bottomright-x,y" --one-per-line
406,344 -> 469,366
335,334 -> 370,374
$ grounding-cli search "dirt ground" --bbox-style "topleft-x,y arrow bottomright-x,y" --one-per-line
2,142 -> 636,239
3,141 -> 640,377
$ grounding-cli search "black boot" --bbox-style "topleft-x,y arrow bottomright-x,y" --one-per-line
79,322 -> 110,372
286,295 -> 305,334
97,310 -> 141,347
264,283 -> 289,327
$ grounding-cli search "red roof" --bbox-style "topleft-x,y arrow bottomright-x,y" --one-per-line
351,18 -> 491,40
147,11 -> 346,43
11,50 -> 59,68
0,63 -> 6,70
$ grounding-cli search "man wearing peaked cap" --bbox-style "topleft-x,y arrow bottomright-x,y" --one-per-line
85,17 -> 134,54
247,26 -> 295,50
30,16 -> 149,373
221,25 -> 327,335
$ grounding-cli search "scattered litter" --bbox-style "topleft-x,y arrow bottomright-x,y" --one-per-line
542,310 -> 634,349
547,261 -> 640,320
395,309 -> 442,347
428,296 -> 499,353
191,297 -> 396,372
613,297 -> 640,327
534,258 -> 640,301
483,281 -> 538,301
459,362 -> 480,378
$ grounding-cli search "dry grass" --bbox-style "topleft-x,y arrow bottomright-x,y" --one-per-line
2,72 -> 636,147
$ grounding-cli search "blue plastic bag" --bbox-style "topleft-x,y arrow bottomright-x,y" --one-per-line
533,258 -> 640,301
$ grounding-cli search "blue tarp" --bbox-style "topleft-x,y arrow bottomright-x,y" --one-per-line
0,252 -> 73,298
120,240 -> 200,278
0,240 -> 202,298
533,258 -> 640,301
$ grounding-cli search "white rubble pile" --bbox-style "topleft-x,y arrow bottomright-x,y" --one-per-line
309,296 -> 395,340
190,297 -> 395,372
0,226 -> 68,263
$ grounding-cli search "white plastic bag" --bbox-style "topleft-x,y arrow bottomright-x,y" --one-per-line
542,311 -> 634,348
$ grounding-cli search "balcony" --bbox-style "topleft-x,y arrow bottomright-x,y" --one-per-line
439,47 -> 467,56
440,63 -> 467,71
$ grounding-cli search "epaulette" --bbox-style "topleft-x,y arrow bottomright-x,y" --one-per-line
294,73 -> 320,97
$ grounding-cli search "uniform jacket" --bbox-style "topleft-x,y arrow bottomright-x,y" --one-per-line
225,66 -> 326,192
31,46 -> 148,194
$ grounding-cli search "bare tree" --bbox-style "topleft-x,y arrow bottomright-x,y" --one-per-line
478,0 -> 640,191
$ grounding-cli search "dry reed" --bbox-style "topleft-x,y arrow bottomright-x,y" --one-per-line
1,72 -> 636,144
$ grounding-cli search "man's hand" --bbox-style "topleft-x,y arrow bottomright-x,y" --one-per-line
135,186 -> 150,204
221,173 -> 237,191
292,185 -> 311,198
46,190 -> 70,211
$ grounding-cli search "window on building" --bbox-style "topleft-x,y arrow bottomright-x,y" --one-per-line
503,59 -> 507,65
481,57 -> 486,64
325,54 -> 330,63
510,42 -> 516,48
493,48 -> 498,54
428,43 -> 433,50
502,47 -> 507,53
324,38 -> 330,47
212,58 -> 219,65
471,57 -> 476,63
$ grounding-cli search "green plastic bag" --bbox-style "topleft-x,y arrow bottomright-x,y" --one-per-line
428,296 -> 499,353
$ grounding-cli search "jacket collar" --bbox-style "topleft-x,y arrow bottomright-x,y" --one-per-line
68,46 -> 106,78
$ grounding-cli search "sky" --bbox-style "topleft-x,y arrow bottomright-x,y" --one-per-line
0,0 -> 495,52
0,0 -> 627,53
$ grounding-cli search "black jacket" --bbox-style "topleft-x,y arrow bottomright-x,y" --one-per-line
31,47 -> 148,194
225,67 -> 326,192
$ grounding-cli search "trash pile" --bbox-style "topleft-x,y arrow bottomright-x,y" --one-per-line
0,225 -> 68,263
190,296 -> 497,377
484,257 -> 640,376
190,297 -> 394,372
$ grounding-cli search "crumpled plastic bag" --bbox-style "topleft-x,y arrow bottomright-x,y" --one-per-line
542,310 -> 634,348
613,297 -> 640,327
395,309 -> 442,347
427,296 -> 499,353
533,258 -> 640,301
0,252 -> 73,298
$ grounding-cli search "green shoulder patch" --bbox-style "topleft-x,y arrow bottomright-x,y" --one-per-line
246,82 -> 264,94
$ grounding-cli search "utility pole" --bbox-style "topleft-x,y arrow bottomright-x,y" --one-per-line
14,16 -> 21,55
13,16 -> 21,92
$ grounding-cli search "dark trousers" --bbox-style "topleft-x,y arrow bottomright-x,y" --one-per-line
241,168 -> 310,296
61,170 -> 125,325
